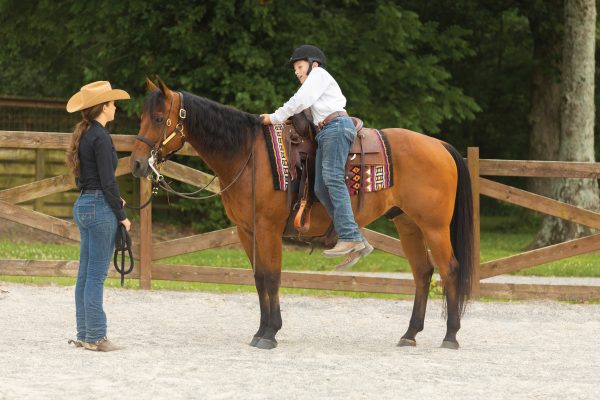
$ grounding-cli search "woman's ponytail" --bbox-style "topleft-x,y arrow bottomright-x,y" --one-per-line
65,103 -> 106,178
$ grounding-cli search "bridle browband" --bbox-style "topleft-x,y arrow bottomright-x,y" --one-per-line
136,91 -> 187,163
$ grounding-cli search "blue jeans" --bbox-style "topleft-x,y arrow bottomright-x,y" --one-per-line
314,116 -> 363,242
73,192 -> 117,342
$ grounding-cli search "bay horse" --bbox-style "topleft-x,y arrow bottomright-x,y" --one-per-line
130,78 -> 474,350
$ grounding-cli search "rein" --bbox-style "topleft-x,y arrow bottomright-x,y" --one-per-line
156,146 -> 254,200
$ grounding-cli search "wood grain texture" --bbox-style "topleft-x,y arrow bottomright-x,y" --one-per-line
480,178 -> 600,229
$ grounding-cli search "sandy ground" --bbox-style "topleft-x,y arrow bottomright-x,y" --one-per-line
1,282 -> 599,400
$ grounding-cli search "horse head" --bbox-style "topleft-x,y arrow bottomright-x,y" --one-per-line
131,77 -> 187,178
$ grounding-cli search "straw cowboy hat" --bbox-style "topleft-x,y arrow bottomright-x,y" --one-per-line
66,81 -> 130,113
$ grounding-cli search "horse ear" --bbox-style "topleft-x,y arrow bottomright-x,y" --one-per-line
156,76 -> 170,95
146,77 -> 159,92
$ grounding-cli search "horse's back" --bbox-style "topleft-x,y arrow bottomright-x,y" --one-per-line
381,128 -> 458,225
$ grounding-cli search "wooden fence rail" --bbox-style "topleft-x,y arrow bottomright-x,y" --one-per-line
1,129 -> 600,301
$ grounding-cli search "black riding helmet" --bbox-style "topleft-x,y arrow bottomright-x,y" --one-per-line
287,45 -> 327,75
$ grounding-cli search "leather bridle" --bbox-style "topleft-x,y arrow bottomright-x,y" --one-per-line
136,91 -> 187,164
133,88 -> 258,275
134,90 -> 256,202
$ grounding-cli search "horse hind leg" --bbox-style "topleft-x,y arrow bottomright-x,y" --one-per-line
423,228 -> 461,349
393,216 -> 434,347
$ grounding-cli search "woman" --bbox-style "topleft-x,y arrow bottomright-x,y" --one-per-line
65,81 -> 131,352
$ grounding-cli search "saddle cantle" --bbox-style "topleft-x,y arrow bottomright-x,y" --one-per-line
262,112 -> 393,239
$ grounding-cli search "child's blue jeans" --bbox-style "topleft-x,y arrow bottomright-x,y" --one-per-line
314,116 -> 364,242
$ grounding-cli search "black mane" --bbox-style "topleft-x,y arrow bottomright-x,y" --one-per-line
143,90 -> 261,154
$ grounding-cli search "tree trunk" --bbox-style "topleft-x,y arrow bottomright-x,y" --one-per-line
530,0 -> 599,248
527,34 -> 561,198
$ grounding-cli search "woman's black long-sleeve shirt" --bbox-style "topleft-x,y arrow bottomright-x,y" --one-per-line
76,120 -> 127,221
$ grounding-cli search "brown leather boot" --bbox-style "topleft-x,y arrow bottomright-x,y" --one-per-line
83,337 -> 122,352
323,240 -> 365,258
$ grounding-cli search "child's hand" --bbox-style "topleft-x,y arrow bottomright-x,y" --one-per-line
260,114 -> 271,125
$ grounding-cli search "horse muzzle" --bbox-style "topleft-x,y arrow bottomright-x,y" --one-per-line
131,156 -> 150,179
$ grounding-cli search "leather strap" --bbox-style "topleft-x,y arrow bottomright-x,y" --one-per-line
316,111 -> 348,131
293,157 -> 313,233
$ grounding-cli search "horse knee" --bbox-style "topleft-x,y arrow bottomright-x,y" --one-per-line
263,273 -> 281,291
419,266 -> 434,281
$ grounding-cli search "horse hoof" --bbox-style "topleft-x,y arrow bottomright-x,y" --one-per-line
440,340 -> 459,350
255,338 -> 278,350
397,338 -> 416,347
249,336 -> 261,347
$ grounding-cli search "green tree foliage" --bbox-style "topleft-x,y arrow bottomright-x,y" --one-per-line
405,0 -> 535,158
1,0 -> 479,131
0,0 -> 485,229
0,1 -> 84,97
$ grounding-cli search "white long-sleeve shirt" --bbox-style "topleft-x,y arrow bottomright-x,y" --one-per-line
269,67 -> 347,125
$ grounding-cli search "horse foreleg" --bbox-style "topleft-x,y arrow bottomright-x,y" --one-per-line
237,227 -> 270,347
237,226 -> 283,349
425,228 -> 461,349
255,268 -> 282,350
251,271 -> 270,346
394,218 -> 433,347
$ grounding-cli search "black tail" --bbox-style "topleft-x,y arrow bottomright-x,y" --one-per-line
443,143 -> 474,315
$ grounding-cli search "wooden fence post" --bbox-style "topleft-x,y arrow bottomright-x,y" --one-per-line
467,147 -> 481,298
34,149 -> 45,212
139,178 -> 152,289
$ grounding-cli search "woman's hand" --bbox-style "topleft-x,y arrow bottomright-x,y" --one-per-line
120,218 -> 131,232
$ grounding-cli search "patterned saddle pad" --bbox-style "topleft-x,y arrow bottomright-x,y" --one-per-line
263,123 -> 393,194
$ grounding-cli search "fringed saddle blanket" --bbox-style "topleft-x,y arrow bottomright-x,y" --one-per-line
263,124 -> 393,194
263,123 -> 291,191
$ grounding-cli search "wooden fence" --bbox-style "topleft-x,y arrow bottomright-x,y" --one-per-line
0,147 -> 141,218
0,96 -> 141,217
1,130 -> 600,301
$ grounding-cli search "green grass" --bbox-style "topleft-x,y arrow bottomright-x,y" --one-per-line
480,231 -> 600,277
0,242 -> 80,260
1,214 -> 599,299
478,215 -> 600,277
158,247 -> 412,273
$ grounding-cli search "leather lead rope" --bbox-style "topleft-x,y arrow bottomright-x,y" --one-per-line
124,179 -> 159,210
113,224 -> 134,287
252,143 -> 257,276
358,131 -> 365,211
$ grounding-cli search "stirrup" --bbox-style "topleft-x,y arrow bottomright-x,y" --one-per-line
293,200 -> 312,233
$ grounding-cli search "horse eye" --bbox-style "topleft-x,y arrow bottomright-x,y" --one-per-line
154,116 -> 164,124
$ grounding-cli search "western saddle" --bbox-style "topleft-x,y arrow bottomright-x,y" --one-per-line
282,112 -> 387,239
